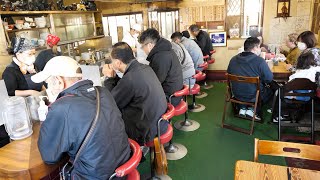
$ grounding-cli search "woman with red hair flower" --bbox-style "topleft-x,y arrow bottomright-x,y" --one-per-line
34,34 -> 61,71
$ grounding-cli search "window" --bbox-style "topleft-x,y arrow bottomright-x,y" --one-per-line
102,12 -> 143,44
226,0 -> 264,38
148,10 -> 179,40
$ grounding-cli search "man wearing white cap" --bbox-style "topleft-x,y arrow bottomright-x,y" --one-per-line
122,23 -> 141,54
31,56 -> 130,179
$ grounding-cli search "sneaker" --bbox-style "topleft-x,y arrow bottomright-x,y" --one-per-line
267,108 -> 272,113
273,116 -> 291,123
245,109 -> 261,121
239,109 -> 246,117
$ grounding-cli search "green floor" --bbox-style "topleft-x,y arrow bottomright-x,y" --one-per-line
138,82 -> 286,180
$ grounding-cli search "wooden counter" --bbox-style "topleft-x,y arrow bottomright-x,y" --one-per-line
0,122 -> 66,180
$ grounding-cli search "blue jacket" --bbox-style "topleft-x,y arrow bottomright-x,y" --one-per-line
38,80 -> 130,179
227,52 -> 273,102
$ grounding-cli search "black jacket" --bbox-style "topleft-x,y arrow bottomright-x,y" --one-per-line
2,61 -> 29,96
146,38 -> 183,106
196,30 -> 213,56
38,80 -> 130,179
104,60 -> 168,145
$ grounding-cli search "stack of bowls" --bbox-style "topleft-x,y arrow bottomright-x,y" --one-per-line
34,16 -> 46,28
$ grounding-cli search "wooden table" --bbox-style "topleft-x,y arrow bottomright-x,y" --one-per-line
0,122 -> 67,180
271,62 -> 292,81
235,160 -> 320,180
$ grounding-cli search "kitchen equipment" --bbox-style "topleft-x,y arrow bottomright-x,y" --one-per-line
40,32 -> 50,40
30,22 -> 36,28
95,51 -> 103,60
81,52 -> 90,61
31,38 -> 38,46
2,96 -> 33,140
38,39 -> 45,46
75,56 -> 81,61
23,22 -> 30,29
34,16 -> 46,28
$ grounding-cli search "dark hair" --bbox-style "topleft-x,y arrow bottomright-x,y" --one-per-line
297,31 -> 317,48
171,32 -> 183,40
111,42 -> 135,64
181,30 -> 190,38
296,51 -> 316,69
244,37 -> 260,51
188,24 -> 199,32
138,28 -> 160,45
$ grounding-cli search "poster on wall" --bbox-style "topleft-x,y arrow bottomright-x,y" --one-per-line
210,32 -> 227,47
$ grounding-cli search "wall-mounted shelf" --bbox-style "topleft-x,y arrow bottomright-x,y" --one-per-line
6,27 -> 50,33
0,11 -> 101,15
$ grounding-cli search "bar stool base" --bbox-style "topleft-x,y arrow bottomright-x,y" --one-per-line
189,104 -> 206,112
196,92 -> 208,99
174,119 -> 200,132
203,84 -> 214,89
155,174 -> 172,180
165,143 -> 187,160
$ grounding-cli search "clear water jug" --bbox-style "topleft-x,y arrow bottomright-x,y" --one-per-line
2,96 -> 33,140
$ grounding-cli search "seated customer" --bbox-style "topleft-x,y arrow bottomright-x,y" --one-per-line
2,37 -> 41,96
227,37 -> 273,120
32,56 -> 130,179
171,32 -> 204,70
279,33 -> 300,70
188,24 -> 213,57
139,28 -> 183,106
297,31 -> 320,66
171,41 -> 196,87
103,42 -> 168,145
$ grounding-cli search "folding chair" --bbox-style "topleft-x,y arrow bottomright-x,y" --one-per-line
278,78 -> 317,143
254,138 -> 320,162
221,74 -> 261,135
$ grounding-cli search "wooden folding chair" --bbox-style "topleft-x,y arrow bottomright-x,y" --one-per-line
278,78 -> 317,143
254,138 -> 320,162
221,73 -> 260,135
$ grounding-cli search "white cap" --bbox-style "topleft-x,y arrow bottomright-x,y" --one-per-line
131,24 -> 142,32
31,56 -> 82,83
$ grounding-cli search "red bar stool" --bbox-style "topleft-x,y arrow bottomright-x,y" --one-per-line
196,62 -> 209,98
109,139 -> 142,180
145,103 -> 174,179
189,71 -> 206,113
210,49 -> 216,54
201,56 -> 214,90
173,85 -> 200,132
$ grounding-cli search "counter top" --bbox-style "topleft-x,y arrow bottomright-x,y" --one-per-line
0,122 -> 67,180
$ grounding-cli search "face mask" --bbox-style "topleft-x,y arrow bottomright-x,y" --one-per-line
297,42 -> 307,51
255,48 -> 261,56
23,55 -> 35,66
133,33 -> 139,38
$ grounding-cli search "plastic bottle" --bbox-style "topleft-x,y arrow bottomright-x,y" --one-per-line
38,96 -> 48,121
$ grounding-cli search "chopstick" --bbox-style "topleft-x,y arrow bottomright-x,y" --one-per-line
287,167 -> 292,180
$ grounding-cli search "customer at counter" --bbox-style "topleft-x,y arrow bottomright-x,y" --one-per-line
2,37 -> 41,96
34,34 -> 61,72
280,33 -> 300,70
139,28 -> 183,106
171,32 -> 204,70
32,56 -> 130,179
188,24 -> 213,57
103,42 -> 168,145
171,41 -> 196,87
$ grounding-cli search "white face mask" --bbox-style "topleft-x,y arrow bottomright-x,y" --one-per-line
46,77 -> 62,103
23,55 -> 35,66
255,48 -> 261,56
133,33 -> 139,38
297,42 -> 307,51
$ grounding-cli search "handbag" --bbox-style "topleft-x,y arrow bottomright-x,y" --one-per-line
153,136 -> 168,175
60,87 -> 101,180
